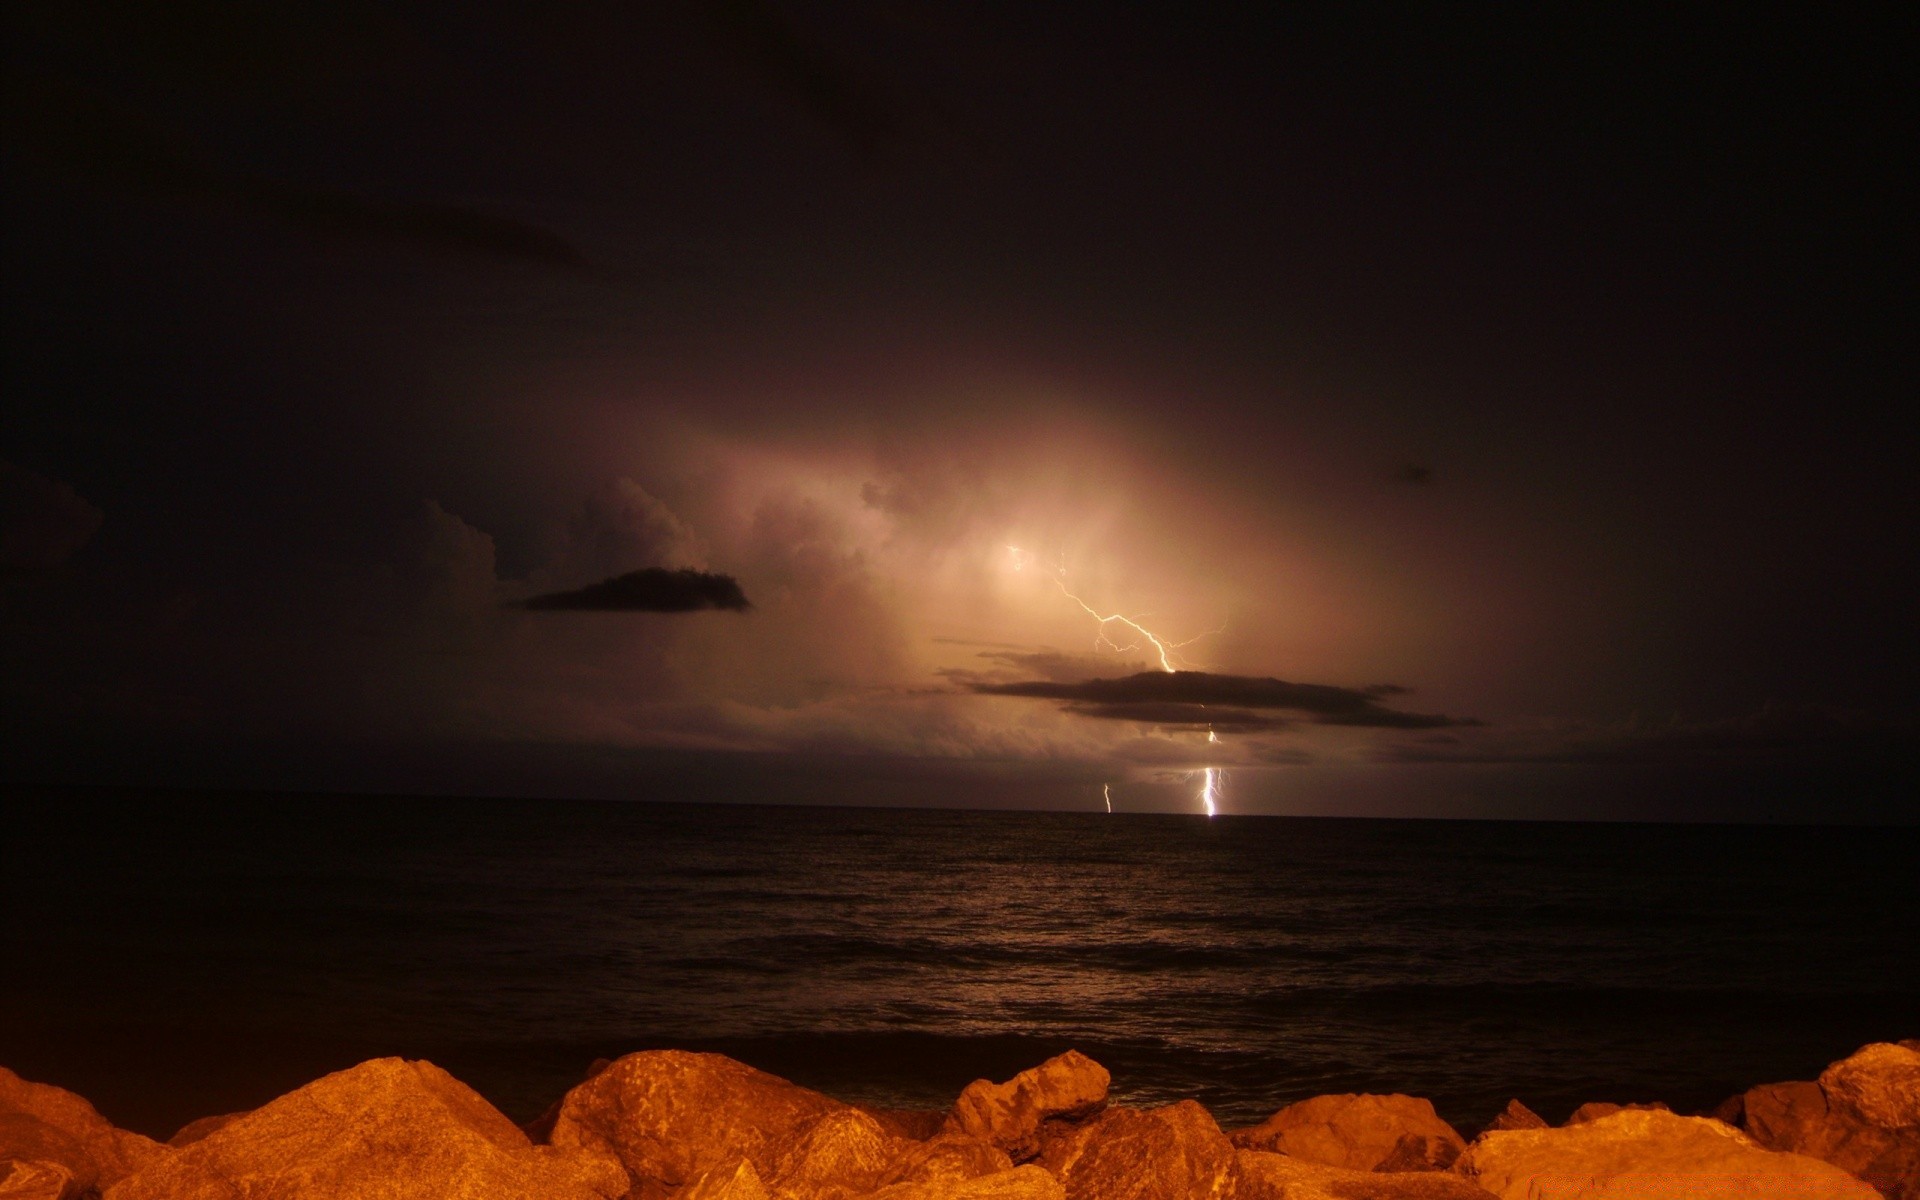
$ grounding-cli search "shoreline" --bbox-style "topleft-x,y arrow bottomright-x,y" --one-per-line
5,1040 -> 1914,1198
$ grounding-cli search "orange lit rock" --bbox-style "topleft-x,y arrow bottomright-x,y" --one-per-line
1563,1101 -> 1668,1125
945,1051 -> 1110,1163
1820,1040 -> 1920,1130
1454,1108 -> 1880,1199
1723,1043 -> 1920,1200
860,1107 -> 949,1141
102,1057 -> 626,1200
683,1159 -> 773,1200
878,1131 -> 1014,1190
1236,1149 -> 1496,1199
1037,1100 -> 1237,1200
0,1158 -> 78,1200
858,1163 -> 1065,1200
766,1107 -> 909,1199
166,1112 -> 245,1148
1230,1094 -> 1465,1172
0,1067 -> 167,1196
1480,1101 -> 1546,1134
548,1050 -> 847,1193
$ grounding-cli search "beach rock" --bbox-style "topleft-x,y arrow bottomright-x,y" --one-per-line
1563,1100 -> 1669,1125
524,1057 -> 616,1144
684,1159 -> 773,1200
1480,1101 -> 1545,1134
1230,1094 -> 1464,1172
879,1132 -> 1014,1189
946,1051 -> 1110,1163
167,1112 -> 245,1148
1821,1040 -> 1920,1130
858,1163 -> 1065,1200
861,1107 -> 949,1141
1724,1044 -> 1920,1200
1236,1150 -> 1496,1199
1454,1108 -> 1880,1199
103,1056 -> 626,1200
0,1158 -> 78,1200
1037,1100 -> 1237,1200
766,1108 -> 909,1199
0,1067 -> 168,1196
549,1049 -> 847,1193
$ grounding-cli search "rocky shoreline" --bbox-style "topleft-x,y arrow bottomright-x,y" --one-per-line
4,1041 -> 1915,1199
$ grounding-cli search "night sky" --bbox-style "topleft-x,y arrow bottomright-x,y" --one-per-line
4,5 -> 1913,819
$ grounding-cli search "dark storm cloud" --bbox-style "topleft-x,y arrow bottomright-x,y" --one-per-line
1373,705 -> 1916,766
973,671 -> 1474,729
1391,463 -> 1435,485
5,72 -> 586,269
0,461 -> 104,575
1060,702 -> 1290,731
518,568 -> 750,613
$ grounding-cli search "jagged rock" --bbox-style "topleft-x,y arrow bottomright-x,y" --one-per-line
860,1107 -> 949,1141
683,1159 -> 773,1200
766,1108 -> 908,1200
1037,1101 -> 1237,1200
1563,1101 -> 1668,1125
945,1051 -> 1110,1163
549,1050 -> 847,1193
0,1067 -> 168,1196
859,1164 -> 1065,1200
0,1159 -> 77,1200
525,1058 -> 616,1144
1820,1040 -> 1920,1130
1230,1094 -> 1465,1172
1480,1101 -> 1545,1134
879,1132 -> 1014,1189
1236,1150 -> 1496,1199
103,1057 -> 626,1200
1454,1108 -> 1880,1199
167,1112 -> 245,1148
1725,1044 -> 1920,1200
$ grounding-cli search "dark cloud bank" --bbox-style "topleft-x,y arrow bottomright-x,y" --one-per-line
973,670 -> 1474,730
517,568 -> 750,613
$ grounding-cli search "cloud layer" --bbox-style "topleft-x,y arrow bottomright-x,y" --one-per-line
519,568 -> 750,613
972,670 -> 1474,730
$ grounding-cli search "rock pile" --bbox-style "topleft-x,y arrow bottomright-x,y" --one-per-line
2,1043 -> 1913,1199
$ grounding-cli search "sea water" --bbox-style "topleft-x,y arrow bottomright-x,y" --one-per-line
4,788 -> 1915,1138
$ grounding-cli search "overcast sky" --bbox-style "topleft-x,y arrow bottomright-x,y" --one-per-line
4,4 -> 1912,819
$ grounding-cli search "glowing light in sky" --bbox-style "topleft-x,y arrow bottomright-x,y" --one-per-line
1103,783 -> 1113,813
1007,546 -> 1214,673
1200,767 -> 1220,817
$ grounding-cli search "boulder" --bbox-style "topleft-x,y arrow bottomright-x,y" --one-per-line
1229,1094 -> 1465,1172
0,1067 -> 168,1196
1454,1108 -> 1880,1199
878,1132 -> 1014,1190
1726,1043 -> 1920,1200
765,1108 -> 908,1200
1480,1101 -> 1545,1134
1820,1040 -> 1920,1130
858,1164 -> 1065,1200
1563,1101 -> 1668,1125
1037,1101 -> 1237,1200
167,1112 -> 246,1148
860,1107 -> 949,1141
1236,1150 -> 1496,1199
548,1049 -> 846,1193
102,1057 -> 626,1200
683,1159 -> 773,1200
0,1159 -> 78,1200
945,1051 -> 1110,1163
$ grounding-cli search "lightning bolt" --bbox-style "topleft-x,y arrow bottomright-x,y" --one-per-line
1008,546 -> 1215,673
1010,546 -> 1225,817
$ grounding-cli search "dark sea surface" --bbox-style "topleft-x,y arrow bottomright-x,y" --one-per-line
4,787 -> 1917,1139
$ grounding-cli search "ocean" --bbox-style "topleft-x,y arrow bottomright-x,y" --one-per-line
4,787 -> 1916,1140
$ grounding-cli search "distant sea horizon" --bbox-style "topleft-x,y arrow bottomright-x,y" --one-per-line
5,785 -> 1916,1141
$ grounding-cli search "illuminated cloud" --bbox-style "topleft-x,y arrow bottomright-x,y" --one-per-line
517,568 -> 750,613
972,670 -> 1474,729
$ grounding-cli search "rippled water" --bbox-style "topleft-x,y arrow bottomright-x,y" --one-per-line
4,788 -> 1916,1138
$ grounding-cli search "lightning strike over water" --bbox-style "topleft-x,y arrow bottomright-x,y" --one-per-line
1200,766 -> 1220,817
1103,783 -> 1113,813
